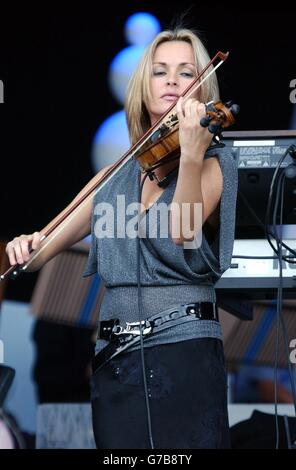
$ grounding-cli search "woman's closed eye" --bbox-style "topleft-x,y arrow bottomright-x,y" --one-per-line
180,71 -> 195,77
153,70 -> 166,76
152,70 -> 195,78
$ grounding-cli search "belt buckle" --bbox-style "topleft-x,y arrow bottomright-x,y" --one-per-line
114,320 -> 152,337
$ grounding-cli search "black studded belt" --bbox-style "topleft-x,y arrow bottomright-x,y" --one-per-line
92,302 -> 218,374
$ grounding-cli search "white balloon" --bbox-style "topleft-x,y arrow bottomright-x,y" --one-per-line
91,12 -> 161,173
109,45 -> 145,105
124,12 -> 161,46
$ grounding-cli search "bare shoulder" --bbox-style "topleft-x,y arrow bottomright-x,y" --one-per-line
82,164 -> 114,192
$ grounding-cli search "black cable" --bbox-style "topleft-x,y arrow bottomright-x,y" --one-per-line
265,145 -> 296,261
227,186 -> 296,263
237,144 -> 296,447
133,145 -> 296,449
238,189 -> 296,261
136,171 -> 155,449
274,175 -> 296,408
272,171 -> 285,449
268,164 -> 296,448
237,188 -> 296,263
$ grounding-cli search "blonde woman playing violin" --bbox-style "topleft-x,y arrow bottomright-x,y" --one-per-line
6,27 -> 238,449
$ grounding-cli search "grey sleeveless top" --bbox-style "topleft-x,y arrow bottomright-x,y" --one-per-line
83,146 -> 238,352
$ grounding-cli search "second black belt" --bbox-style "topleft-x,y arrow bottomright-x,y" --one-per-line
92,302 -> 218,374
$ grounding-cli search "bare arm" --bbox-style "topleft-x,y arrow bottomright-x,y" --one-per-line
169,98 -> 222,245
170,156 -> 222,243
6,164 -> 113,271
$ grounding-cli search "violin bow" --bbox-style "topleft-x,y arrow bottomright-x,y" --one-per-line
0,51 -> 229,281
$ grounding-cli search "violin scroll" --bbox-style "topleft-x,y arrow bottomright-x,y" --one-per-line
200,100 -> 240,137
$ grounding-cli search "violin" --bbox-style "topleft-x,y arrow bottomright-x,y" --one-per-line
0,51 -> 239,282
135,99 -> 239,174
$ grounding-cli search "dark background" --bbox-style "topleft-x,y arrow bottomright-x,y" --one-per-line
0,2 -> 295,301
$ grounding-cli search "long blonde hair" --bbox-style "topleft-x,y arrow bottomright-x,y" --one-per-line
125,28 -> 220,145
